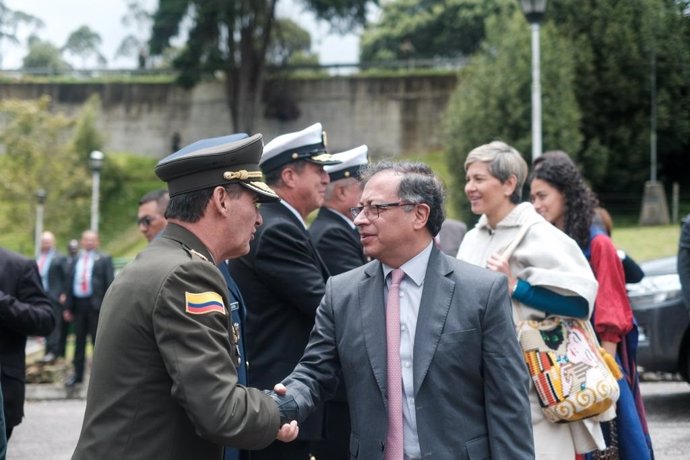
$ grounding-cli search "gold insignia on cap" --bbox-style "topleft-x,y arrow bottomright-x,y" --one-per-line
322,131 -> 328,148
311,153 -> 334,162
291,152 -> 299,160
224,170 -> 263,181
344,171 -> 351,177
249,181 -> 276,194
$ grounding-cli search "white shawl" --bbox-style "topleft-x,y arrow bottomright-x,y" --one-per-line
457,202 -> 605,454
457,202 -> 598,321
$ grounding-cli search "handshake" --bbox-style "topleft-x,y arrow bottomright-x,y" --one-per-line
268,383 -> 300,442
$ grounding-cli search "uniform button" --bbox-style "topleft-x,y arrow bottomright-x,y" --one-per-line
404,361 -> 411,368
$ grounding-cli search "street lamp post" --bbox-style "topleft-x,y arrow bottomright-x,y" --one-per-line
35,189 -> 47,258
89,150 -> 105,233
520,0 -> 547,162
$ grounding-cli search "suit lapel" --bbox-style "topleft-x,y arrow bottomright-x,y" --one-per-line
360,261 -> 388,401
413,249 -> 455,395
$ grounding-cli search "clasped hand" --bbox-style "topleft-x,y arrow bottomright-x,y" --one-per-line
270,383 -> 300,442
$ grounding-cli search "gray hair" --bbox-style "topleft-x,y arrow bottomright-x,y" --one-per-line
360,160 -> 446,236
464,141 -> 528,203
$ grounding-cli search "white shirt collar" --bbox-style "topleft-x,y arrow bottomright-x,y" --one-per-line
326,207 -> 356,230
280,199 -> 307,229
382,240 -> 434,287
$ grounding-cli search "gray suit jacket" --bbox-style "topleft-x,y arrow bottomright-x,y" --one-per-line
283,248 -> 534,459
438,218 -> 467,257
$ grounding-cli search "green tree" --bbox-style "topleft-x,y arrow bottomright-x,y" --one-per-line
148,0 -> 376,133
367,0 -> 690,202
71,94 -> 105,164
21,35 -> 70,73
268,18 -> 317,66
549,0 -> 690,195
62,25 -> 107,68
0,1 -> 43,67
361,0 -> 514,62
444,11 -> 581,220
0,96 -> 95,252
116,0 -> 153,68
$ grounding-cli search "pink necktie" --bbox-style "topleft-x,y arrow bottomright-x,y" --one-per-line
81,253 -> 90,294
37,254 -> 46,273
385,268 -> 405,460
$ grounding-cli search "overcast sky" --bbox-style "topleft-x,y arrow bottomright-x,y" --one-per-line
2,0 -> 363,69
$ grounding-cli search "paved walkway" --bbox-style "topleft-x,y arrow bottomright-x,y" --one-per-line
5,381 -> 690,459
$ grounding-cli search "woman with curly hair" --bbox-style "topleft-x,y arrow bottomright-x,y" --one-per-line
529,151 -> 654,460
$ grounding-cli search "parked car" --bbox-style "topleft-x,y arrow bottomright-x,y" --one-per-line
628,256 -> 690,382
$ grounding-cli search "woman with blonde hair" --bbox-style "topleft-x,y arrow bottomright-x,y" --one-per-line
456,141 -> 604,458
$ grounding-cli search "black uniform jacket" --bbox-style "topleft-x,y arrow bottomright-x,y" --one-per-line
229,201 -> 330,439
309,207 -> 366,276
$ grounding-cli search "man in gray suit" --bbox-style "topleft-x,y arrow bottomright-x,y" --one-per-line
437,217 -> 467,257
272,161 -> 534,459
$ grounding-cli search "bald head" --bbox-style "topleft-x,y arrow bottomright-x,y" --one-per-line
40,231 -> 56,253
81,230 -> 100,252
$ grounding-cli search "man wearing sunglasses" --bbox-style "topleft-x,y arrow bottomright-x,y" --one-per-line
137,189 -> 169,242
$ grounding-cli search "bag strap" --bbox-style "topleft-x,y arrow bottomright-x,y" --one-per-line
500,221 -> 538,260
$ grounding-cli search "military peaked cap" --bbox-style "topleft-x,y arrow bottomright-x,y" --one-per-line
155,133 -> 279,202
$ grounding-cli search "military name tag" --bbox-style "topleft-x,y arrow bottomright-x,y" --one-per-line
229,301 -> 239,312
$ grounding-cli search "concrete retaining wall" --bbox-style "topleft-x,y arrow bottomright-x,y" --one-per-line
0,74 -> 458,158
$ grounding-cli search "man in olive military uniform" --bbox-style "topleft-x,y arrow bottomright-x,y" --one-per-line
72,133 -> 298,460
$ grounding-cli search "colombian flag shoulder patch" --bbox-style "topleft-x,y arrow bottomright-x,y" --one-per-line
185,291 -> 226,315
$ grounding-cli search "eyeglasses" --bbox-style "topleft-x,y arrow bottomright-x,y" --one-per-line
137,216 -> 155,228
350,201 -> 417,220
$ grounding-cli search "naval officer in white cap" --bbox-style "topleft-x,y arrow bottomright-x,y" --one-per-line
228,123 -> 339,460
307,145 -> 369,460
310,145 -> 369,276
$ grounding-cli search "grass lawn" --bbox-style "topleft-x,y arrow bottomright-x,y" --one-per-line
612,224 -> 681,262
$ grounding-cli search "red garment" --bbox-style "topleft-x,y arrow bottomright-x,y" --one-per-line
589,234 -> 634,343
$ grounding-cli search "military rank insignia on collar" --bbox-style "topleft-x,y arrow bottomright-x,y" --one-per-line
185,291 -> 226,315
189,249 -> 209,262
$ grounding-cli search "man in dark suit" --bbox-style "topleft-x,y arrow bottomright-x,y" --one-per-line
436,217 -> 467,257
272,161 -> 534,459
57,239 -> 80,360
307,145 -> 368,460
36,231 -> 68,363
228,123 -> 339,460
65,230 -> 114,387
0,247 -> 55,439
310,145 -> 369,276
